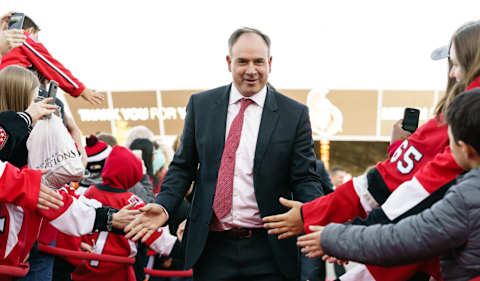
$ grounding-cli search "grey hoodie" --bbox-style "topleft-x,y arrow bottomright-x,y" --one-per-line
321,167 -> 480,281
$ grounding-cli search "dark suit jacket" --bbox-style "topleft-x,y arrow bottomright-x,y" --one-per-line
156,84 -> 322,280
316,160 -> 334,195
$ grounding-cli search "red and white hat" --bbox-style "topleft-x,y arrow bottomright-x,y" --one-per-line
85,135 -> 112,173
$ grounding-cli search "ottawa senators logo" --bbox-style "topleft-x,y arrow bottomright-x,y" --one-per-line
0,127 -> 8,151
127,195 -> 142,207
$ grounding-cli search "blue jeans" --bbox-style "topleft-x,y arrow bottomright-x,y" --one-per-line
19,240 -> 56,281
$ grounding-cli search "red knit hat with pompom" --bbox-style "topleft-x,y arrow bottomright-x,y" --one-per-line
85,135 -> 112,173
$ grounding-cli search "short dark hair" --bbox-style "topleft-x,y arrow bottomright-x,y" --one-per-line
22,15 -> 40,32
228,27 -> 271,55
445,88 -> 480,154
129,138 -> 159,187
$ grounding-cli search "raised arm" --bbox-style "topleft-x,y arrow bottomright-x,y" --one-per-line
320,185 -> 469,266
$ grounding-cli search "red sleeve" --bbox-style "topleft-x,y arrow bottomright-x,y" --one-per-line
380,145 -> 463,221
144,228 -> 164,246
0,162 -> 41,210
144,227 -> 178,256
413,146 -> 461,194
302,180 -> 366,233
21,33 -> 85,97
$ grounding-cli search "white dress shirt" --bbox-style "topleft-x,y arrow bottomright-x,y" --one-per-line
211,84 -> 267,230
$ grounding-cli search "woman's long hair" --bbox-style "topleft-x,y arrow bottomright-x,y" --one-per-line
0,65 -> 39,112
435,21 -> 480,116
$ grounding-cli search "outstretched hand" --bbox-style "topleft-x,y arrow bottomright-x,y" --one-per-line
112,203 -> 141,229
80,89 -> 104,105
297,225 -> 325,258
263,197 -> 304,239
124,203 -> 168,242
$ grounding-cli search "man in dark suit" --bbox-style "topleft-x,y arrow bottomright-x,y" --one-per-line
125,27 -> 322,281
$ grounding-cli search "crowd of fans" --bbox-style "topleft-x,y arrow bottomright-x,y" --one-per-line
0,11 -> 190,281
0,9 -> 480,281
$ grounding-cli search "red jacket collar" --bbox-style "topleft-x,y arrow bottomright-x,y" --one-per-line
466,75 -> 480,91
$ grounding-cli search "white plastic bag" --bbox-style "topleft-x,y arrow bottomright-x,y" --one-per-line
27,115 -> 84,189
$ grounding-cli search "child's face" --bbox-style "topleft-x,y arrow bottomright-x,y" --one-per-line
448,126 -> 470,170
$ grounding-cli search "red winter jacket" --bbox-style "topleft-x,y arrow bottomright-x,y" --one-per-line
0,32 -> 85,97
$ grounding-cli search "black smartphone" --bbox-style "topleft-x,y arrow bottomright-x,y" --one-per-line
47,81 -> 58,104
402,108 -> 420,133
8,13 -> 25,30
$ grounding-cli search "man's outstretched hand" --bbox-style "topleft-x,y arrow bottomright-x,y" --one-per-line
263,197 -> 304,239
124,203 -> 168,242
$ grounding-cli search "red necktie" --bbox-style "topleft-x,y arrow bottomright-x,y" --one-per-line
213,98 -> 254,219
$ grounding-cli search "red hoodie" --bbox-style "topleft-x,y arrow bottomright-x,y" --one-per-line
65,146 -> 142,281
72,146 -> 170,281
0,32 -> 85,97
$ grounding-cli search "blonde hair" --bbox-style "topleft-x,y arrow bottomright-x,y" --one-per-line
435,21 -> 480,116
0,66 -> 39,112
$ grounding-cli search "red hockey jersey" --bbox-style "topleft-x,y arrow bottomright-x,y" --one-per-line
0,160 -> 102,281
0,161 -> 42,277
72,146 -> 177,281
302,77 -> 480,280
72,185 -> 143,281
302,109 -> 473,280
0,32 -> 85,97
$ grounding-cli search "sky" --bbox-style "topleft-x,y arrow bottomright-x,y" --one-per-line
6,0 -> 480,92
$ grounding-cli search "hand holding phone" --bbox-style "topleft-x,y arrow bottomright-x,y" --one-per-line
402,108 -> 420,133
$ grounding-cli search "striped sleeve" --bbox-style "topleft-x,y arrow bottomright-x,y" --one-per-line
144,226 -> 177,256
381,146 -> 462,221
38,192 -> 101,236
302,179 -> 367,233
16,112 -> 32,128
21,34 -> 85,97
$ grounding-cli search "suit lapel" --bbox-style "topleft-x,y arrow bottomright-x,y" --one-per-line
254,87 -> 279,172
210,85 -> 231,170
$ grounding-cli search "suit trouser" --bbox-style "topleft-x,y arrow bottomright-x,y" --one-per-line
193,230 -> 289,281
